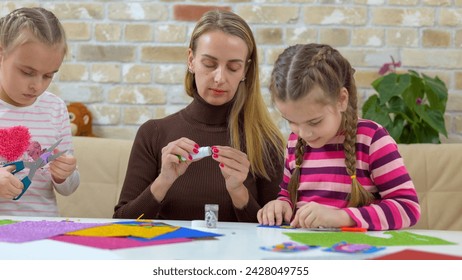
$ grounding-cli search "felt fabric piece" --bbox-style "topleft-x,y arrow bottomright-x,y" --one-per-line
0,220 -> 107,243
284,231 -> 456,247
0,219 -> 18,226
65,223 -> 179,239
51,235 -> 192,250
0,126 -> 31,162
370,249 -> 462,260
128,226 -> 223,241
260,242 -> 316,253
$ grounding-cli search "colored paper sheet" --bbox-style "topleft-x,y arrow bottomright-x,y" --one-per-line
0,219 -> 17,226
0,220 -> 106,243
129,226 -> 222,242
66,223 -> 179,238
370,249 -> 462,260
114,221 -> 170,226
258,224 -> 295,229
51,235 -> 192,250
284,231 -> 456,247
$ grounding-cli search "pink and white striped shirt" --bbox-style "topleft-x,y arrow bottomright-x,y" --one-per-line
0,91 -> 80,217
278,119 -> 420,230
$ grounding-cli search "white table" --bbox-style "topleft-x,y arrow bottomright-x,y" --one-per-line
1,216 -> 462,260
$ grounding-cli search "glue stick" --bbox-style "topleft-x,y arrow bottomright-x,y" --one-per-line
178,146 -> 212,161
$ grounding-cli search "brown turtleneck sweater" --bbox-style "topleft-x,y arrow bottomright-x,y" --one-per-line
113,94 -> 283,222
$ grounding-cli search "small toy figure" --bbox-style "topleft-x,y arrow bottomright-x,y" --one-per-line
67,102 -> 95,137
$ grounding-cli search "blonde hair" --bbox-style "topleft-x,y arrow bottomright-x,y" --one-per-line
270,43 -> 374,208
0,7 -> 67,56
185,10 -> 285,180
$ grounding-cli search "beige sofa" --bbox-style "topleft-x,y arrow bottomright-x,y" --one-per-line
57,136 -> 462,231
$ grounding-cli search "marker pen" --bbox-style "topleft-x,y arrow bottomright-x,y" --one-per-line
306,227 -> 367,232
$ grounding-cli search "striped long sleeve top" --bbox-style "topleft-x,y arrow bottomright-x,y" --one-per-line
278,119 -> 420,230
0,91 -> 80,216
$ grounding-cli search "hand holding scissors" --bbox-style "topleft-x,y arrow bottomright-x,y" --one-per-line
3,139 -> 67,200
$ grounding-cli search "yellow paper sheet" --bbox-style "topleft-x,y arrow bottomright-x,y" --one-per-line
66,224 -> 179,239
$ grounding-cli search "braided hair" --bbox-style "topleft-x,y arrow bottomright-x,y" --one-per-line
270,44 -> 374,208
0,7 -> 67,56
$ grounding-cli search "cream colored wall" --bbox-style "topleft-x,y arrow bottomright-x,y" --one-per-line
2,1 -> 462,142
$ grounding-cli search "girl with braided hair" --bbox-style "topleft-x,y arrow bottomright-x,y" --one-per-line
257,44 -> 420,230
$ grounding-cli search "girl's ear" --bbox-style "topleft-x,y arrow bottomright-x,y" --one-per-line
338,87 -> 349,112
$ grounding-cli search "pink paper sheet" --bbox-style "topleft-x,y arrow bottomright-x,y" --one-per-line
51,235 -> 192,250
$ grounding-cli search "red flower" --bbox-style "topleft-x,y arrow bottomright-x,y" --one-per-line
379,60 -> 402,75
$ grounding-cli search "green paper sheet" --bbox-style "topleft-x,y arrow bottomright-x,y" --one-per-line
0,219 -> 17,226
284,231 -> 456,247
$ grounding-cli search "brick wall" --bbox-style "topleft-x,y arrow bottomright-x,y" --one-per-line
2,1 -> 462,142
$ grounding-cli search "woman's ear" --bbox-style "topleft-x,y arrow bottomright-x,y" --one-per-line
338,87 -> 349,112
0,46 -> 4,64
187,48 -> 194,72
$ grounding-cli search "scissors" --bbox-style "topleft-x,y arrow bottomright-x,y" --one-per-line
3,139 -> 67,200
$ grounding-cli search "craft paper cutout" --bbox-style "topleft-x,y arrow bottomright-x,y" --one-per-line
284,231 -> 456,248
0,220 -> 106,243
324,242 -> 385,254
129,226 -> 223,241
0,219 -> 17,226
51,235 -> 192,250
258,224 -> 295,229
260,242 -> 316,253
65,223 -> 179,238
370,249 -> 462,260
0,126 -> 31,162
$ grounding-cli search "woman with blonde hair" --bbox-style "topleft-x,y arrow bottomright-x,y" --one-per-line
115,10 -> 285,222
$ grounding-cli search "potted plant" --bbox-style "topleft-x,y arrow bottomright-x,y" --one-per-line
361,57 -> 448,144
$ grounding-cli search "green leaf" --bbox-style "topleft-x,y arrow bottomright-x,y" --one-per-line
414,105 -> 448,137
422,74 -> 448,112
387,117 -> 404,141
411,122 -> 441,144
373,73 -> 411,105
361,94 -> 379,117
402,75 -> 424,111
387,96 -> 405,113
362,97 -> 392,128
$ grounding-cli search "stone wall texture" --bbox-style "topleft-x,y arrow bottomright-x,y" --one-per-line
2,0 -> 461,142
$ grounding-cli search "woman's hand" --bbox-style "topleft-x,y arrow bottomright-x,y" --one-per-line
151,137 -> 199,201
211,146 -> 249,191
290,202 -> 355,228
257,200 -> 293,226
211,145 -> 250,208
158,137 -> 201,184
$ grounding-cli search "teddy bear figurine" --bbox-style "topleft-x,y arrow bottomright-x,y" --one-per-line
67,102 -> 96,137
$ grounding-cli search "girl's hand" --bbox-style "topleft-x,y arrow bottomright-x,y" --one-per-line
257,200 -> 293,226
290,202 -> 354,228
157,137 -> 199,185
50,152 -> 77,184
0,165 -> 23,199
210,146 -> 250,192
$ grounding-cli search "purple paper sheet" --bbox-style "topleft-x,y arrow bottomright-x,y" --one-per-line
0,220 -> 107,243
